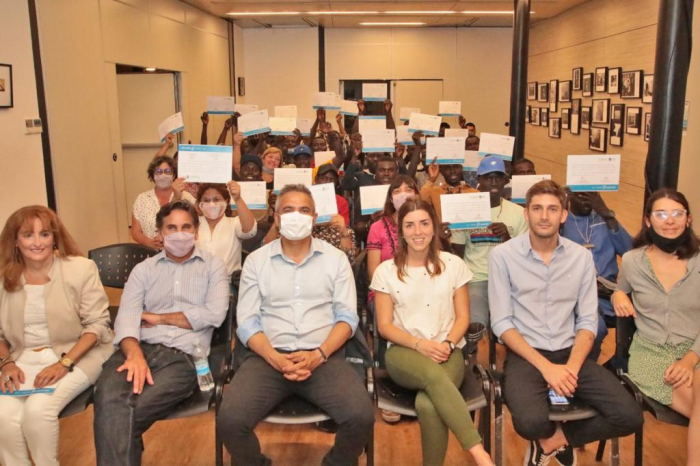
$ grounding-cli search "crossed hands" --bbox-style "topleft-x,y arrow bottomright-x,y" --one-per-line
266,349 -> 325,382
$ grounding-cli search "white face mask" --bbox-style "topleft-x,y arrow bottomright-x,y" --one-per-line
154,174 -> 173,189
392,192 -> 413,211
200,202 -> 225,220
279,211 -> 314,241
163,231 -> 195,257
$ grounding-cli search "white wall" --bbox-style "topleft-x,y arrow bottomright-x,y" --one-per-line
0,0 -> 47,226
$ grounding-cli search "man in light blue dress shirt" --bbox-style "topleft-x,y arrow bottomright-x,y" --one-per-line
488,180 -> 642,466
94,200 -> 230,466
218,184 -> 374,466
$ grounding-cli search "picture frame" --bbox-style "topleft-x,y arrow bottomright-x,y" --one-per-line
549,118 -> 562,138
549,79 -> 559,112
621,70 -> 643,99
610,103 -> 625,147
626,106 -> 643,135
561,108 -> 571,130
559,81 -> 572,102
644,112 -> 651,142
582,73 -> 593,97
571,99 -> 581,135
528,82 -> 537,101
541,108 -> 549,127
581,106 -> 592,129
0,63 -> 13,109
531,107 -> 540,125
572,67 -> 583,91
237,77 -> 246,97
526,105 -> 531,123
589,127 -> 608,153
643,74 -> 654,104
592,98 -> 610,124
538,83 -> 549,103
608,67 -> 621,94
595,67 -> 608,93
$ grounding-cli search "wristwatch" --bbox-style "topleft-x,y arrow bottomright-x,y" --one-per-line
59,353 -> 75,372
443,339 -> 456,353
601,210 -> 616,220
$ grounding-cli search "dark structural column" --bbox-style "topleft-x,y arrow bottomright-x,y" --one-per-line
509,0 -> 531,162
645,0 -> 694,195
318,26 -> 326,92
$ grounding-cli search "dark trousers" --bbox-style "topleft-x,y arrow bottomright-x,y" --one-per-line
93,343 -> 198,466
503,347 -> 643,447
217,352 -> 375,466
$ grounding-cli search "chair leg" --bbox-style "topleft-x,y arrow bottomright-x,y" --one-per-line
635,425 -> 643,466
366,426 -> 375,466
481,405 -> 491,457
610,437 -> 620,466
595,439 -> 606,461
494,398 -> 503,466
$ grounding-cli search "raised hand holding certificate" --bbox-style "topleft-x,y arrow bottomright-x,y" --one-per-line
427,137 -> 466,165
232,181 -> 267,210
408,113 -> 442,136
238,110 -> 271,137
313,92 -> 340,110
273,168 -> 312,194
359,116 -> 386,132
440,192 -> 492,230
274,106 -> 297,119
360,185 -> 390,215
478,133 -> 515,161
309,183 -> 338,224
297,118 -> 312,137
177,145 -> 232,183
362,83 -> 387,102
207,96 -> 236,115
439,101 -> 462,117
566,154 -> 621,192
158,112 -> 184,142
399,107 -> 421,122
234,104 -> 259,115
340,99 -> 359,116
362,129 -> 395,153
511,174 -> 552,203
396,126 -> 414,146
445,128 -> 469,138
314,150 -> 336,167
269,117 -> 296,136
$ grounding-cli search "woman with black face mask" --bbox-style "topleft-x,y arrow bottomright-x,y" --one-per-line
612,188 -> 700,464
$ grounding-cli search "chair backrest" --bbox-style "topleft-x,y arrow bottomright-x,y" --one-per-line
353,250 -> 369,315
212,295 -> 235,350
615,316 -> 637,374
88,243 -> 158,288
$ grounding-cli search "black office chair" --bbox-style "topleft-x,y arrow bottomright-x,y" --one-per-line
352,249 -> 370,333
488,332 -> 620,466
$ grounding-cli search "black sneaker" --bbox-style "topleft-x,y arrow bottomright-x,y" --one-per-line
523,440 -> 555,466
554,445 -> 576,466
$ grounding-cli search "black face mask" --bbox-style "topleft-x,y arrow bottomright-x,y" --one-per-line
648,226 -> 690,254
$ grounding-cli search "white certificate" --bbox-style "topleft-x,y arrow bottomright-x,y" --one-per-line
359,116 -> 386,132
360,184 -> 390,215
274,105 -> 297,119
207,96 -> 236,115
427,137 -> 466,165
566,155 -> 621,192
478,133 -> 515,161
314,150 -> 336,167
297,118 -> 312,137
408,113 -> 442,136
399,107 -> 421,122
238,110 -> 271,137
158,112 -> 184,142
511,174 -> 552,203
446,128 -> 470,139
440,192 -> 492,230
269,117 -> 296,136
0,362 -> 57,397
234,104 -> 259,115
309,183 -> 338,224
313,92 -> 341,110
439,101 -> 462,117
362,83 -> 387,102
362,129 -> 395,153
273,168 -> 313,194
340,99 -> 359,116
232,181 -> 267,211
463,151 -> 481,171
396,126 -> 415,146
177,144 -> 232,183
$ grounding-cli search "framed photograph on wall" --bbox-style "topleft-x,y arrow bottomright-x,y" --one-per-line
581,106 -> 592,129
626,107 -> 643,135
610,103 -> 625,147
541,108 -> 549,127
559,81 -> 572,102
644,112 -> 651,142
531,107 -> 540,125
538,83 -> 549,102
572,67 -> 583,91
608,67 -> 621,94
643,74 -> 654,104
592,98 -> 610,124
582,73 -> 593,97
0,63 -> 13,109
595,67 -> 608,93
589,127 -> 608,152
528,82 -> 537,101
621,70 -> 643,99
562,108 -> 571,129
571,99 -> 581,134
549,79 -> 559,112
549,118 -> 562,138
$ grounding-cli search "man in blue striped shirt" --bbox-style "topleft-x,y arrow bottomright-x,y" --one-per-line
94,200 -> 229,466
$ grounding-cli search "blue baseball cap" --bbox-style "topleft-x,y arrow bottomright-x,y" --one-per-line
292,145 -> 312,158
477,155 -> 506,176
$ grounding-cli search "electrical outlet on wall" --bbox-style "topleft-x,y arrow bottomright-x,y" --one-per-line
25,118 -> 43,134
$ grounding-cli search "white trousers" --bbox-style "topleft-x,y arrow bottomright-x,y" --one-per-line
0,348 -> 90,466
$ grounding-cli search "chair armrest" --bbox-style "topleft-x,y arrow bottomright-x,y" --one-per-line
619,373 -> 645,406
472,363 -> 491,397
486,369 -> 504,405
366,366 -> 375,402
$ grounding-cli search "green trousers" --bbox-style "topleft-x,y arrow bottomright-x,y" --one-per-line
385,345 -> 482,466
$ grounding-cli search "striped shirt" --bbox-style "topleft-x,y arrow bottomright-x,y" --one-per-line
114,248 -> 229,356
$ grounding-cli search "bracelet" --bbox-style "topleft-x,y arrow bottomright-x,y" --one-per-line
0,359 -> 15,370
413,339 -> 421,351
316,347 -> 328,363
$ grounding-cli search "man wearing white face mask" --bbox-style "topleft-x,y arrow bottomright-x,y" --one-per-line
93,200 -> 229,466
218,184 -> 374,466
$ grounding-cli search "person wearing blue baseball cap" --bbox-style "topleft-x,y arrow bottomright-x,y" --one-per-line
450,155 -> 529,335
292,144 -> 313,169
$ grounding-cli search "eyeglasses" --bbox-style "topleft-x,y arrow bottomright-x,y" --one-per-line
154,168 -> 173,175
651,209 -> 687,221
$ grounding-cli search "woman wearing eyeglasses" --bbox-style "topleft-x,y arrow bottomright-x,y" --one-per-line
612,188 -> 700,464
131,156 -> 196,249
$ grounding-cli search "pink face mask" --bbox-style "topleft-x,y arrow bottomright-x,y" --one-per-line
392,192 -> 413,211
163,231 -> 195,257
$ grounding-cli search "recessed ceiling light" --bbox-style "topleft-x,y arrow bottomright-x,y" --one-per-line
145,67 -> 157,72
226,11 -> 301,16
360,22 -> 426,26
